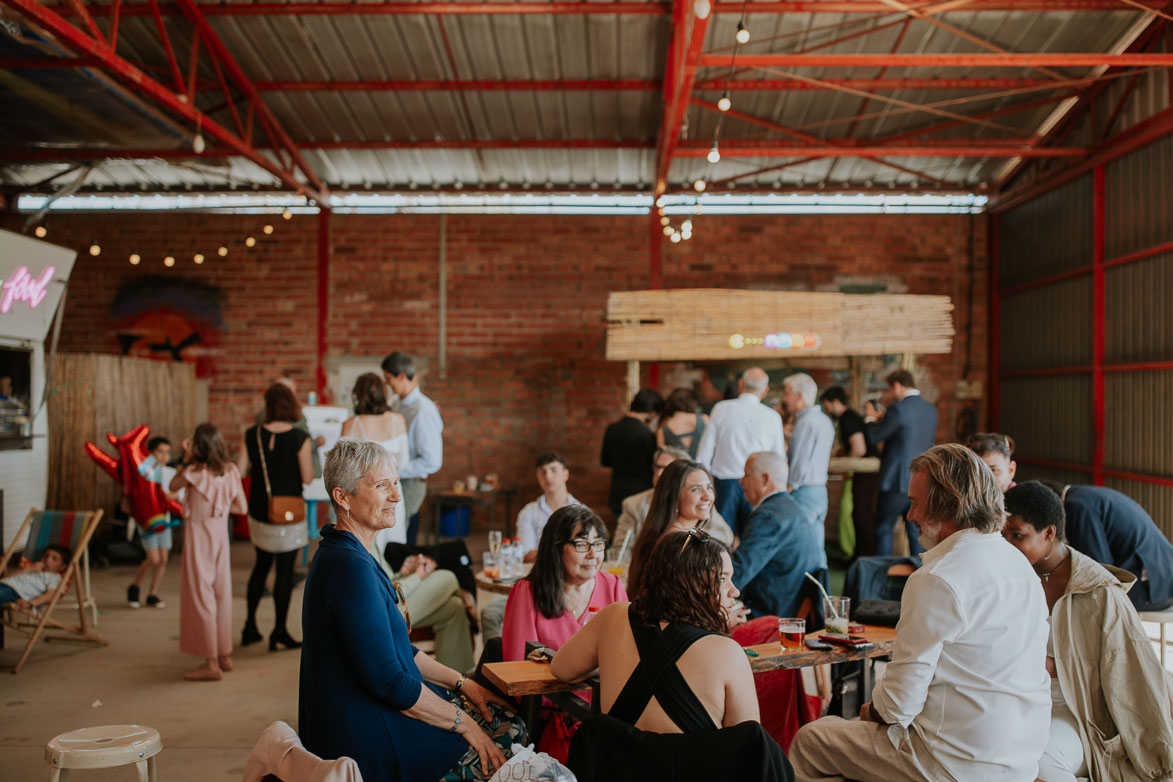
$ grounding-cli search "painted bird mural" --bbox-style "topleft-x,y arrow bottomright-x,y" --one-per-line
85,424 -> 182,534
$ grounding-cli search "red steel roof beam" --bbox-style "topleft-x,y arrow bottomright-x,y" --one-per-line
254,79 -> 660,91
83,1 -> 1173,16
702,53 -> 1173,67
0,0 -> 328,201
653,0 -> 709,196
677,143 -> 1086,156
696,77 -> 1078,90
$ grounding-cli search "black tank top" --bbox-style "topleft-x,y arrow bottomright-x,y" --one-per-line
607,606 -> 721,733
245,425 -> 309,521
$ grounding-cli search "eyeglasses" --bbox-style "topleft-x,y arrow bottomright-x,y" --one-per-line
567,538 -> 608,553
680,526 -> 712,554
393,582 -> 411,633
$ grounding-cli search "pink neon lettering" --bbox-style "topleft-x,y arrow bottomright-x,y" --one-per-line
1,266 -> 55,314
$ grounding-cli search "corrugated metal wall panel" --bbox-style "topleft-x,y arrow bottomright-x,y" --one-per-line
1105,133 -> 1173,260
1104,370 -> 1173,478
999,175 -> 1092,289
999,277 -> 1093,371
1104,479 -> 1173,542
1015,465 -> 1091,488
1104,252 -> 1173,365
999,376 -> 1093,466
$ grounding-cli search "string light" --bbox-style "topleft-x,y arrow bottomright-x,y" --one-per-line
163,256 -> 175,267
660,216 -> 671,226
217,246 -> 228,257
192,133 -> 206,154
193,253 -> 205,264
282,209 -> 293,220
245,236 -> 256,247
34,226 -> 47,238
662,225 -> 674,237
736,21 -> 750,44
88,243 -> 101,256
263,224 -> 274,235
717,92 -> 732,112
129,254 -> 141,265
694,179 -> 707,192
670,232 -> 682,244
707,143 -> 721,164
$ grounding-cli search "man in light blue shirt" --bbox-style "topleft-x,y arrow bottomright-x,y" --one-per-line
382,352 -> 443,545
782,373 -> 835,569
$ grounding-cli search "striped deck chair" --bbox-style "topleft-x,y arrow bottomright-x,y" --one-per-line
0,508 -> 108,674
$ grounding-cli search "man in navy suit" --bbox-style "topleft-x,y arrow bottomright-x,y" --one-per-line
731,451 -> 824,619
864,370 -> 938,556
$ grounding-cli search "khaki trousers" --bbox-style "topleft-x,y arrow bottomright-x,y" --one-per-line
406,570 -> 475,674
789,717 -> 952,782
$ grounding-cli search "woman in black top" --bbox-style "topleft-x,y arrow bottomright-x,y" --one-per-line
237,383 -> 313,650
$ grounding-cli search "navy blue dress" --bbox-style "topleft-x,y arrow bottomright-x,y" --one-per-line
299,525 -> 466,782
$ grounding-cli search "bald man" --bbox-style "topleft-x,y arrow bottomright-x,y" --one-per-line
696,368 -> 786,536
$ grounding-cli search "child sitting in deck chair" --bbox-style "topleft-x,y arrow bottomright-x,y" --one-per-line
0,544 -> 72,612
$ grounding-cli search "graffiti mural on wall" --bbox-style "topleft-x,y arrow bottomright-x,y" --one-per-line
111,277 -> 224,377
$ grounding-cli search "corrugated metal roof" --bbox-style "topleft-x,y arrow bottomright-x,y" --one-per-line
0,1 -> 1164,192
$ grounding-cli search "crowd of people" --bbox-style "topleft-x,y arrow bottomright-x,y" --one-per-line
15,357 -> 1172,782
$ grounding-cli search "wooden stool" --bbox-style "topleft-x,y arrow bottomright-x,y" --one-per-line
45,725 -> 161,781
1140,608 -> 1173,666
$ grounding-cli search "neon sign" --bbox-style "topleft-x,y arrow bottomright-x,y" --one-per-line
1,266 -> 55,314
729,332 -> 820,350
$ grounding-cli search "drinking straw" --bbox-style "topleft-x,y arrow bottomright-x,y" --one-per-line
616,530 -> 633,563
804,572 -> 839,619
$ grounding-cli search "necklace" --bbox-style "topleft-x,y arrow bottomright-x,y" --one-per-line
1038,547 -> 1070,582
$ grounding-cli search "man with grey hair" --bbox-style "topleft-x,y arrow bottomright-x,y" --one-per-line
731,452 -> 822,619
696,367 -> 786,536
789,444 -> 1050,782
382,352 -> 443,545
781,372 -> 835,568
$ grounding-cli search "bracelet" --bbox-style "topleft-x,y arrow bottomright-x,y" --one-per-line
454,675 -> 465,692
451,707 -> 462,733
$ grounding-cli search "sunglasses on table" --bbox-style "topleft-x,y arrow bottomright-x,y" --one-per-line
566,538 -> 608,553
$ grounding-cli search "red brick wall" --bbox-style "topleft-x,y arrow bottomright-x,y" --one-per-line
21,211 -> 988,522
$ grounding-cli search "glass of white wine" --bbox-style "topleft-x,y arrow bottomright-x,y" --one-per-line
487,529 -> 503,557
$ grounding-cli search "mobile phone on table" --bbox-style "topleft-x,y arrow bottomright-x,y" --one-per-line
805,639 -> 832,651
819,633 -> 875,648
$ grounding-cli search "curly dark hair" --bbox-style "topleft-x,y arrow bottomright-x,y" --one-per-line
525,505 -> 610,620
1005,481 -> 1066,540
352,372 -> 390,415
626,459 -> 713,598
631,530 -> 729,635
263,383 -> 301,423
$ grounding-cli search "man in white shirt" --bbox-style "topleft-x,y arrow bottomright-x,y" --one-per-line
782,373 -> 835,569
789,443 -> 1050,782
695,367 -> 785,536
382,352 -> 443,545
516,451 -> 581,561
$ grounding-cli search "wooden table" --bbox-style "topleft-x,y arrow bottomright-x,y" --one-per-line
482,625 -> 896,728
475,570 -> 524,596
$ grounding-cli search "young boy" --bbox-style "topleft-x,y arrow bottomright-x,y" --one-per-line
0,544 -> 72,612
127,436 -> 179,609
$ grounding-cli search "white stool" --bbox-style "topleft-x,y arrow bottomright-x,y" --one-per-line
1140,608 -> 1173,666
45,725 -> 161,782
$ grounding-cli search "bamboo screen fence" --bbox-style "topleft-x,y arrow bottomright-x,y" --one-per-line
605,290 -> 955,361
47,354 -> 197,515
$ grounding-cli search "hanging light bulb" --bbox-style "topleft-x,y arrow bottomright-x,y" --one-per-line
736,22 -> 750,44
670,231 -> 682,244
245,236 -> 256,247
662,225 -> 674,237
34,226 -> 47,238
217,246 -> 228,257
192,133 -> 206,154
88,243 -> 101,256
707,143 -> 721,164
263,224 -> 274,235
682,219 -> 693,233
693,0 -> 711,19
717,92 -> 732,112
660,216 -> 671,226
163,256 -> 176,267
193,253 -> 205,264
694,179 -> 707,192
282,209 -> 293,220
129,253 -> 141,265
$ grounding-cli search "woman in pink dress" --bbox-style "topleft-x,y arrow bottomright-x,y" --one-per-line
170,423 -> 248,681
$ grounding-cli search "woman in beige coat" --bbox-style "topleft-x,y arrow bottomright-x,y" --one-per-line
1004,481 -> 1173,782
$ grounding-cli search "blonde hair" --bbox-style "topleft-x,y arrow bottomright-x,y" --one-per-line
909,443 -> 1005,533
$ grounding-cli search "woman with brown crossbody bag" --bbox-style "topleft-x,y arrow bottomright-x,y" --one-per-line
237,383 -> 313,651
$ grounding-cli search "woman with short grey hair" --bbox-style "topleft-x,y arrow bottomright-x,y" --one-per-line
299,439 -> 525,782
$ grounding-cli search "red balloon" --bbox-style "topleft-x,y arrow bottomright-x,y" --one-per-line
85,424 -> 182,534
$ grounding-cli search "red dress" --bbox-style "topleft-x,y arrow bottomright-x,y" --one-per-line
732,616 -> 822,751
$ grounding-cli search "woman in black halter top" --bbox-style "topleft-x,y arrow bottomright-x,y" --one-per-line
551,528 -> 759,733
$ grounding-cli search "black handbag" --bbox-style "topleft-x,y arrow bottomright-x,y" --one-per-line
854,599 -> 901,627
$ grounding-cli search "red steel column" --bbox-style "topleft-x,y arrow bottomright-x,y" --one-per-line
648,209 -> 663,388
988,212 -> 1000,429
1092,166 -> 1105,486
317,208 -> 330,400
